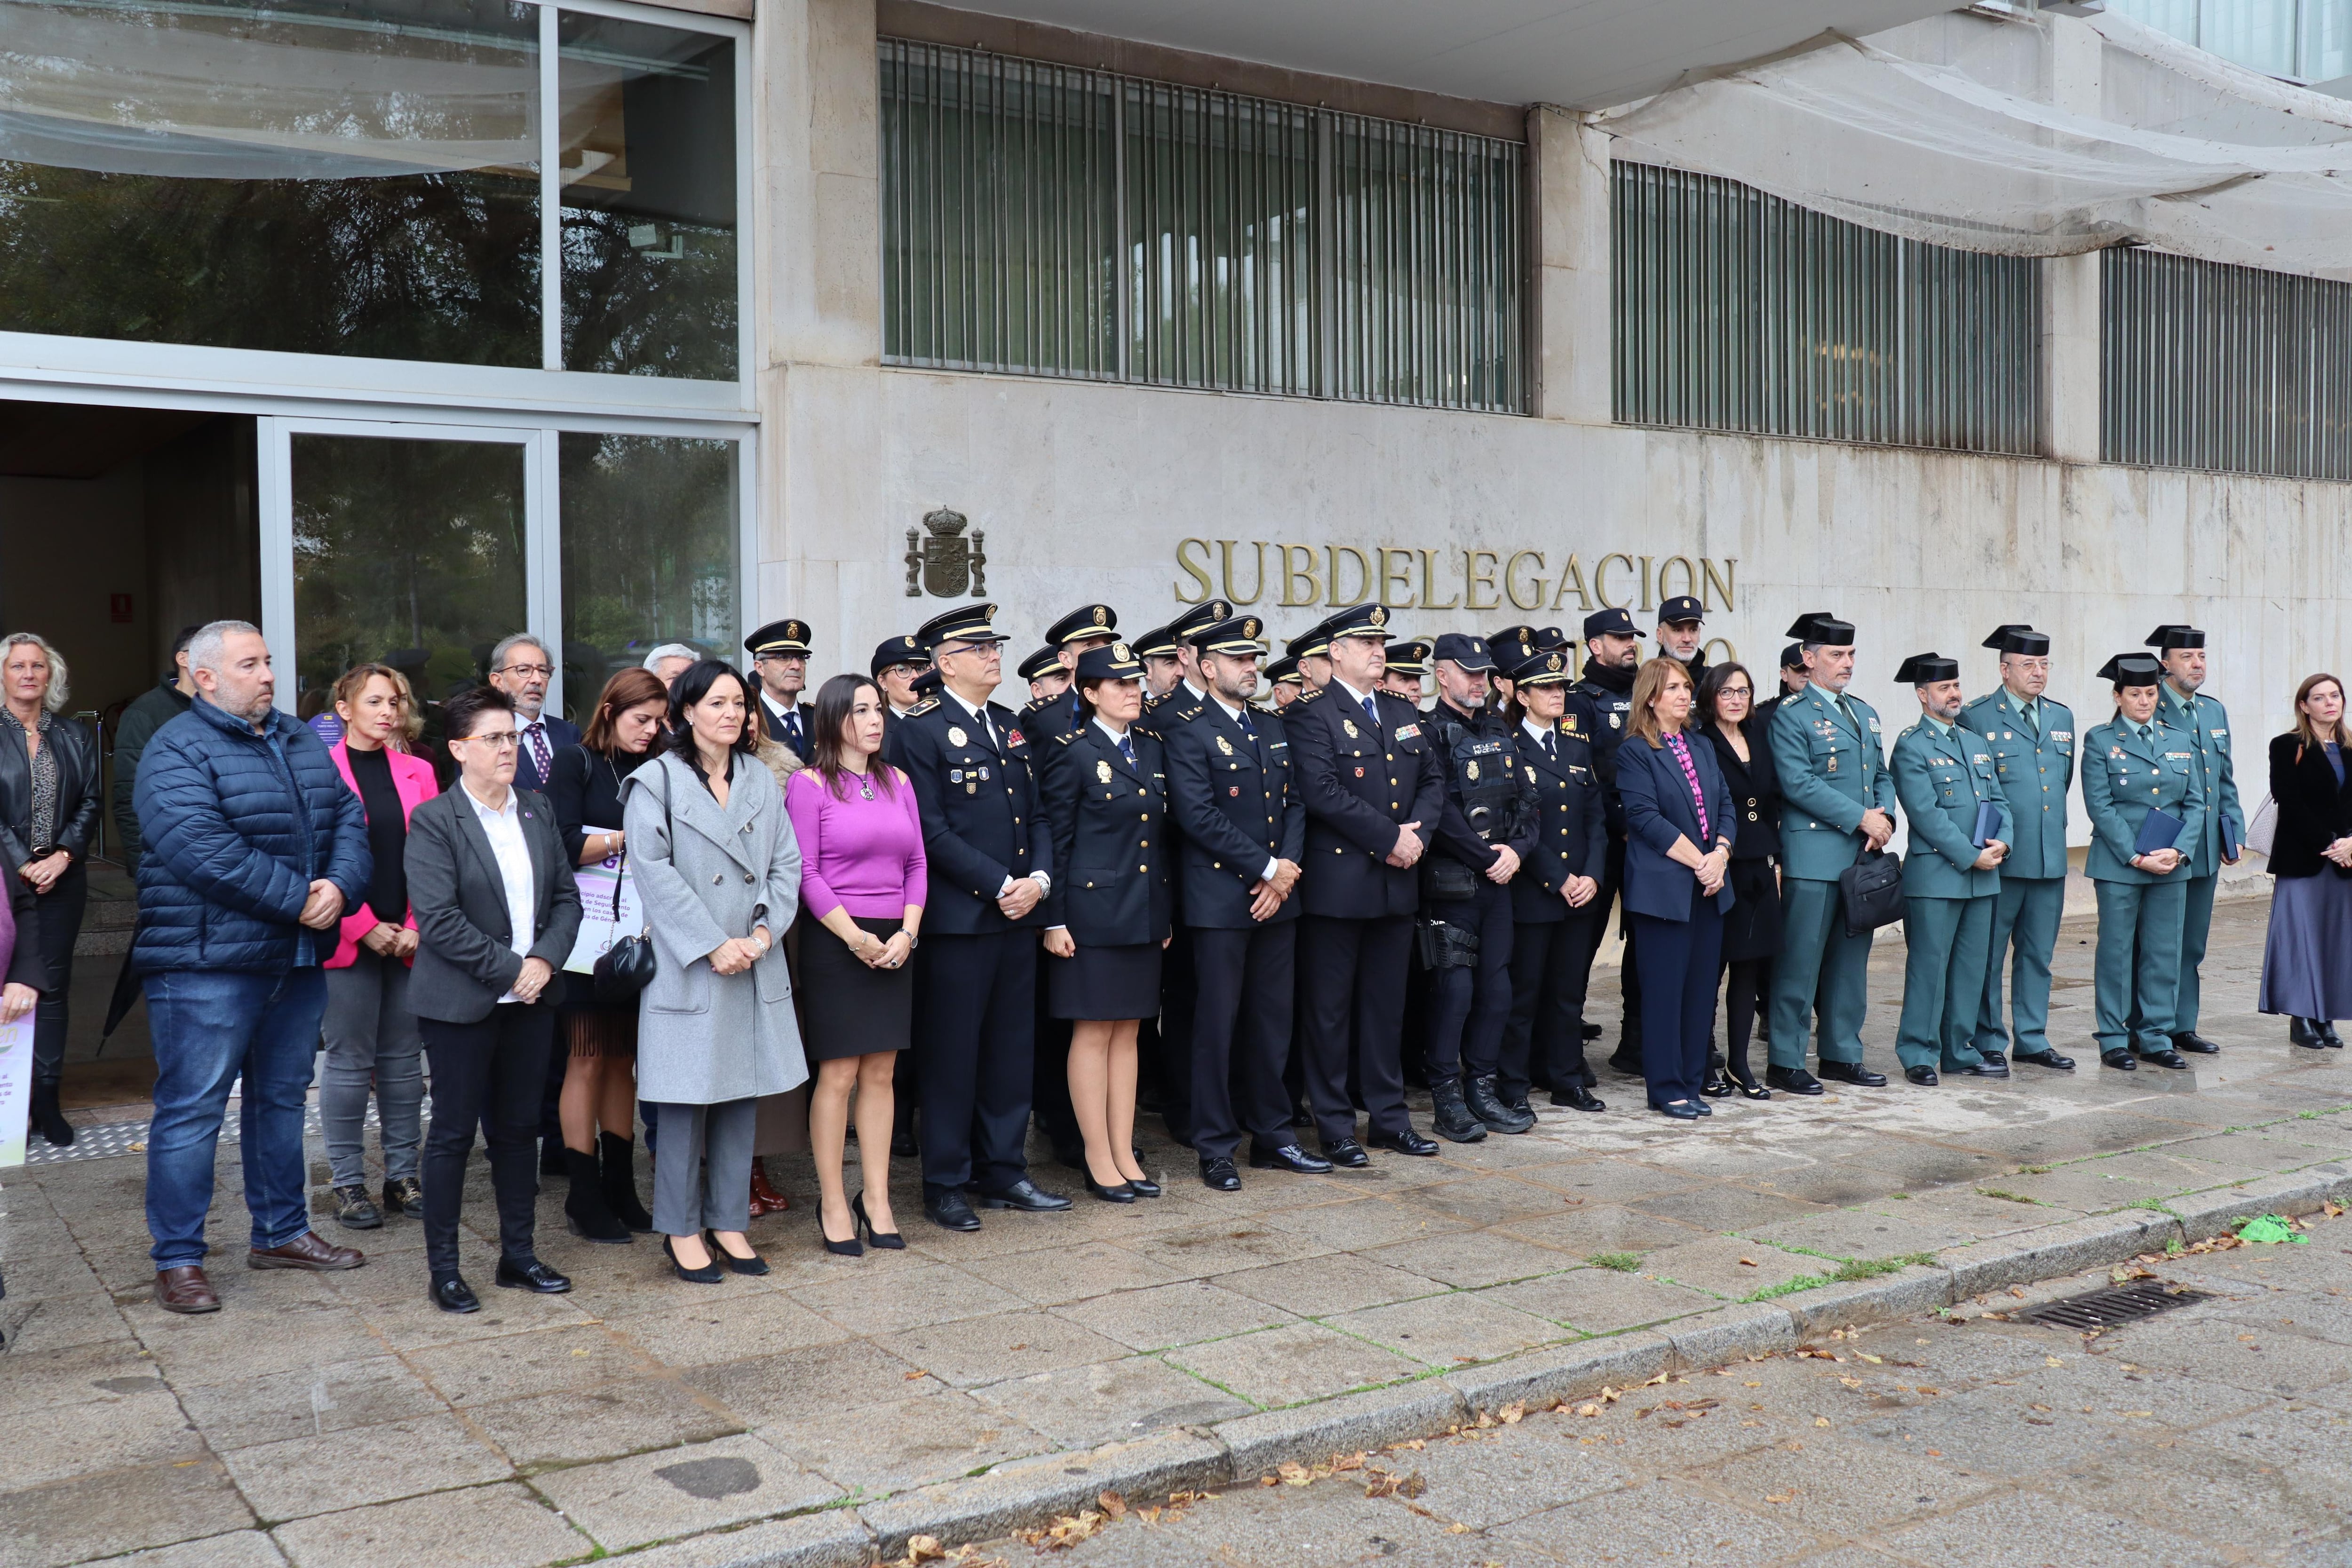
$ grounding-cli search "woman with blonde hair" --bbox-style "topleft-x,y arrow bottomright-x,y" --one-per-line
320,662 -> 440,1227
0,632 -> 97,1147
2259,672 -> 2352,1049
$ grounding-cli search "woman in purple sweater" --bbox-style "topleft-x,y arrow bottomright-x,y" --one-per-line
787,674 -> 927,1256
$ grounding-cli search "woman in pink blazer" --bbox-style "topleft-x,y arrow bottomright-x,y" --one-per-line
322,663 -> 439,1231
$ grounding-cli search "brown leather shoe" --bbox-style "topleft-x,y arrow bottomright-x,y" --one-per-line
747,1157 -> 791,1216
154,1265 -> 221,1314
248,1231 -> 366,1272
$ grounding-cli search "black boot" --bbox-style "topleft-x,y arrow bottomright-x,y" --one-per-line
2291,1017 -> 2328,1050
30,1082 -> 73,1148
1464,1075 -> 1534,1134
597,1131 -> 656,1232
1429,1077 -> 1487,1143
564,1148 -> 631,1243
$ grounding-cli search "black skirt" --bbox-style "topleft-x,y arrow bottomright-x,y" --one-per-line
1720,856 -> 1784,963
797,914 -> 913,1061
1048,941 -> 1162,1021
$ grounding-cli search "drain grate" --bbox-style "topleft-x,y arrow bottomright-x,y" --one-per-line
2013,1282 -> 2210,1331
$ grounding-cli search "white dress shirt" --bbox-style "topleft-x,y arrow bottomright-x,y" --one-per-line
462,781 -> 537,1004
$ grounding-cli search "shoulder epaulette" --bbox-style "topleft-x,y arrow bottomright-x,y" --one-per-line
1295,685 -> 1326,705
905,697 -> 939,718
1050,730 -> 1076,745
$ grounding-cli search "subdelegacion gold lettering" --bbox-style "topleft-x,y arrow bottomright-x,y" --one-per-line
1327,546 -> 1371,607
1503,551 -> 1546,611
1279,544 -> 1321,607
1378,547 -> 1415,609
1219,539 -> 1265,606
1464,549 -> 1500,610
1702,557 -> 1736,611
1637,555 -> 1654,612
1552,552 -> 1592,612
1418,548 -> 1460,610
1656,554 -> 1698,605
1175,538 -> 1215,605
1593,553 -> 1633,610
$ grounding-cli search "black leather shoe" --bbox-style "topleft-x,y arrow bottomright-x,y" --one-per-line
1127,1175 -> 1162,1197
2014,1049 -> 2075,1070
923,1185 -> 982,1231
663,1235 -> 726,1283
1199,1157 -> 1241,1192
1606,1049 -> 1645,1077
1368,1128 -> 1441,1157
891,1128 -> 920,1158
1550,1084 -> 1606,1112
2327,1022 -> 2346,1048
2291,1017 -> 2326,1049
1321,1138 -> 1371,1169
1700,1070 -> 1735,1098
2173,1031 -> 2220,1054
1290,1102 -> 1315,1128
1947,1060 -> 2008,1078
495,1257 -> 572,1294
1817,1061 -> 1887,1087
1765,1066 -> 1825,1096
2100,1048 -> 2137,1071
1655,1100 -> 1702,1120
1086,1176 -> 1137,1203
1727,1074 -> 1770,1101
1977,1050 -> 2009,1072
978,1179 -> 1073,1212
1465,1075 -> 1536,1134
432,1276 -> 481,1314
1250,1143 -> 1334,1175
1904,1065 -> 1940,1086
707,1232 -> 769,1276
2137,1047 -> 2191,1070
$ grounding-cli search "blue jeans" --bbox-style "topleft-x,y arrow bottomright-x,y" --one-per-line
144,966 -> 326,1269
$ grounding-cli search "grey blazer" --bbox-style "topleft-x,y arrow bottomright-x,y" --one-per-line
404,784 -> 583,1025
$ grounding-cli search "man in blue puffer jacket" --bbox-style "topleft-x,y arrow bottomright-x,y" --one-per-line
134,620 -> 373,1315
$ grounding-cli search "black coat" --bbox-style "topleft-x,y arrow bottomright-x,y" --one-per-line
1163,698 -> 1305,928
0,711 -> 100,871
1039,723 -> 1170,946
1702,721 -> 1782,864
1508,721 -> 1607,924
897,693 -> 1053,935
1289,682 -> 1445,920
2267,731 -> 2352,880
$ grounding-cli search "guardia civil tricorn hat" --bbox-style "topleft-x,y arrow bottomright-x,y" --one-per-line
1894,652 -> 1959,685
1982,625 -> 2050,656
1786,612 -> 1856,645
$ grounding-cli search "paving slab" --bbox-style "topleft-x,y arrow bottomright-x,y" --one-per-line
1164,1320 -> 1425,1408
526,1433 -> 839,1552
269,1482 -> 587,1568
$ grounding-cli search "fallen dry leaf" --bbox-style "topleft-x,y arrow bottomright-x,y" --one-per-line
1097,1492 -> 1126,1520
1740,1257 -> 1759,1267
1814,1417 -> 1831,1428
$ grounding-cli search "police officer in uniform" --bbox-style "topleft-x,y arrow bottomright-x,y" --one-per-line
1958,626 -> 2077,1071
1414,635 -> 1536,1141
1288,621 -> 1335,695
746,618 -> 816,761
1018,646 -> 1070,706
1018,636 -> 1085,1168
1382,639 -> 1432,706
1265,655 -> 1303,709
1161,615 -> 1324,1190
1499,647 -> 1607,1113
1653,594 -> 1710,684
1568,607 -> 1645,1079
896,603 -> 1071,1229
1134,625 -> 1184,707
2149,624 -> 2241,1056
1023,605 -> 1120,744
2082,652 -> 2205,1071
1887,653 -> 2012,1085
1767,612 -> 1896,1094
1290,604 -> 1445,1163
1753,644 -> 1807,736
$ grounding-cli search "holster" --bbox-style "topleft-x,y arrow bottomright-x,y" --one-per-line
1414,915 -> 1480,970
1419,853 -> 1479,903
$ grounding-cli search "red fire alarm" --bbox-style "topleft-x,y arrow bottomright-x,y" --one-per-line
109,594 -> 133,624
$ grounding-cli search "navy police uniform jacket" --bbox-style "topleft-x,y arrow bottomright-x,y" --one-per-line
1565,669 -> 1635,837
1510,721 -> 1607,923
1163,697 -> 1306,929
1425,699 -> 1538,874
1038,723 -> 1170,947
1289,681 -> 1446,920
895,694 -> 1054,935
1020,689 -> 1088,745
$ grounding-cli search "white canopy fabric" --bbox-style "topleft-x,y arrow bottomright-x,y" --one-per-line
1597,8 -> 2352,280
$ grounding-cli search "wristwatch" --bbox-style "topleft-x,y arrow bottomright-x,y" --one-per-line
900,930 -> 920,950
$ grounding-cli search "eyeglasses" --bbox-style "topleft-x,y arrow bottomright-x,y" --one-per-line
458,731 -> 522,750
496,663 -> 552,679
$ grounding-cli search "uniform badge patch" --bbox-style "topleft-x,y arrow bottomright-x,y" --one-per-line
1216,736 -> 1234,756
1342,720 -> 1359,738
1608,713 -> 1621,729
946,726 -> 969,748
1097,760 -> 1112,783
948,769 -> 963,783
1396,724 -> 1420,741
1466,760 -> 1480,780
1526,766 -> 1537,783
1007,729 -> 1024,747
1354,766 -> 1366,778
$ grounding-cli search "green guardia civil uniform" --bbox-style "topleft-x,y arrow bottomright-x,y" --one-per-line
1889,715 -> 2012,1072
1769,683 -> 1899,1069
1956,687 -> 2075,1058
2154,681 -> 2242,1037
2081,712 -> 2206,1057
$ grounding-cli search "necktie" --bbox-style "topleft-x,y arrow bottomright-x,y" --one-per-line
782,708 -> 801,751
1835,694 -> 1858,729
1361,692 -> 1380,729
2018,700 -> 2038,738
1118,732 -> 1136,768
524,719 -> 551,782
1237,708 -> 1262,759
1544,730 -> 1558,763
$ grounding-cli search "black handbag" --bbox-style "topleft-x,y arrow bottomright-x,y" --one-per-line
590,770 -> 662,1004
1837,848 -> 1905,937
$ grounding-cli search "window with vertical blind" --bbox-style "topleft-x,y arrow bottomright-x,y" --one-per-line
880,39 -> 1526,414
1612,161 -> 2042,455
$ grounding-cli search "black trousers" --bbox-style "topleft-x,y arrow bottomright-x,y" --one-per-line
1502,904 -> 1604,1101
1632,905 -> 1723,1107
420,1006 -> 555,1281
1423,880 -> 1515,1085
916,929 -> 1036,1193
1031,991 -> 1079,1158
1296,914 -> 1413,1144
1596,842 -> 1643,1053
1186,921 -> 1297,1162
25,861 -> 86,1085
1720,956 -> 1772,1082
1154,925 -> 1199,1145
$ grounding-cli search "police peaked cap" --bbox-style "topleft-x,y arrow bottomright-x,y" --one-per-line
1505,648 -> 1574,687
1128,623 -> 1181,660
1016,646 -> 1064,682
870,634 -> 928,677
1192,615 -> 1268,657
2144,624 -> 2205,650
1073,641 -> 1144,682
1431,633 -> 1494,673
1326,603 -> 1392,641
1383,639 -> 1433,674
1786,612 -> 1856,644
1046,604 -> 1119,645
745,618 -> 813,657
1656,594 -> 1705,626
1287,625 -> 1334,660
1265,654 -> 1303,686
915,602 -> 1004,648
910,667 -> 945,697
2099,653 -> 2165,686
1583,606 -> 1645,640
1169,600 -> 1234,641
1779,642 -> 1806,671
1894,652 -> 1959,685
1982,624 -> 2050,656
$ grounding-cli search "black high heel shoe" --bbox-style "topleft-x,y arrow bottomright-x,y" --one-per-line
1729,1072 -> 1772,1101
707,1230 -> 770,1277
2292,1017 -> 2328,1049
1085,1175 -> 1137,1203
1123,1173 -> 1162,1198
1701,1069 -> 1735,1098
852,1192 -> 905,1250
818,1202 -> 863,1257
663,1234 -> 725,1283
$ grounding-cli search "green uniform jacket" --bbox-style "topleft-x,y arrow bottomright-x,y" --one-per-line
1890,720 -> 2011,899
1956,690 -> 2074,880
2081,715 -> 2206,884
1770,683 -> 1898,881
2155,685 -> 2243,876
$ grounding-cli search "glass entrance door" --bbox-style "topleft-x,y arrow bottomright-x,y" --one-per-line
261,419 -> 550,725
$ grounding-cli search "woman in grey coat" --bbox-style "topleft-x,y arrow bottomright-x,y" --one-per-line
624,660 -> 807,1283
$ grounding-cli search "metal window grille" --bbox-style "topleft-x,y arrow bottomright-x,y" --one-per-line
880,38 -> 1526,414
2103,246 -> 2352,481
1612,162 -> 2041,455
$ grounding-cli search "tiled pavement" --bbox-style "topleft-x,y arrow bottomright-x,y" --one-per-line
5,894 -> 2351,1566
